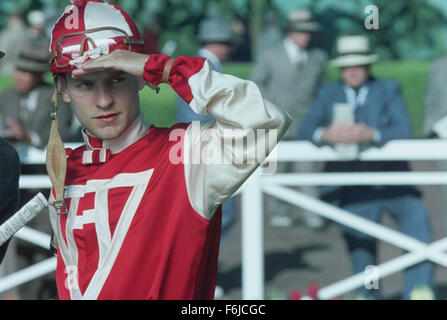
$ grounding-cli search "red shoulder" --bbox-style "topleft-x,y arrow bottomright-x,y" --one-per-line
148,123 -> 190,139
65,145 -> 86,162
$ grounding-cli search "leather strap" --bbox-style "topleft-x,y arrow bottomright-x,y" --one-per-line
46,90 -> 67,214
162,57 -> 176,83
51,26 -> 144,69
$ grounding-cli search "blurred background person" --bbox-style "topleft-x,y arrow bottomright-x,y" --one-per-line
0,11 -> 27,76
250,9 -> 327,229
254,10 -> 282,62
26,10 -> 48,44
231,14 -> 251,62
298,35 -> 435,300
0,41 -> 74,148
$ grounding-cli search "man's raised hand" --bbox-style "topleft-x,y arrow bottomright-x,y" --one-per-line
72,50 -> 149,79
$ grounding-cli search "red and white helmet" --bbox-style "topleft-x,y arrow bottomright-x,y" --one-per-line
50,0 -> 145,74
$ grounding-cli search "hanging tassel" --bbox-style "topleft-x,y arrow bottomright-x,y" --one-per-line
46,89 -> 67,214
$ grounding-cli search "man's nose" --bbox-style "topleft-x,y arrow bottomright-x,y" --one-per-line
96,87 -> 114,109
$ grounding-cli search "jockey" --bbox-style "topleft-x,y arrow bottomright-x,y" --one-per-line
47,0 -> 290,300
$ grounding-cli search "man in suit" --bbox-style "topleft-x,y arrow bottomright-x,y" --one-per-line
298,35 -> 434,300
0,41 -> 75,148
250,9 -> 327,229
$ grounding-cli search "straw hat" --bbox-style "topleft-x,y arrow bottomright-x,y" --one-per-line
330,35 -> 377,68
286,9 -> 321,33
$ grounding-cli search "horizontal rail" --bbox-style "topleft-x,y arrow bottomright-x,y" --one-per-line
14,140 -> 447,165
0,258 -> 56,293
269,139 -> 447,162
262,172 -> 447,186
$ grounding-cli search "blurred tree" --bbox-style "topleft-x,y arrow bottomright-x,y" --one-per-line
370,0 -> 447,59
307,0 -> 447,60
1,0 -> 446,60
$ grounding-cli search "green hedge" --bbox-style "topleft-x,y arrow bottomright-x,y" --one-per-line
139,61 -> 430,137
0,61 -> 430,137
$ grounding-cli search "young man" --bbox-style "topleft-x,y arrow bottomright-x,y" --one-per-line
47,0 -> 290,300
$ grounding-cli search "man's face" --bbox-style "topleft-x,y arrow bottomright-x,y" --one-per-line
59,69 -> 144,141
287,31 -> 311,49
341,65 -> 370,89
206,43 -> 232,62
14,69 -> 42,94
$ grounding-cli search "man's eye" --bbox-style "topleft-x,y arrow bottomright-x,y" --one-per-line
78,81 -> 92,89
111,77 -> 125,84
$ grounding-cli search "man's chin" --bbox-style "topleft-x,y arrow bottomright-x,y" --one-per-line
90,128 -> 125,141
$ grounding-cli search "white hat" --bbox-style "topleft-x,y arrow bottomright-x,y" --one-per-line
330,35 -> 377,68
27,10 -> 45,27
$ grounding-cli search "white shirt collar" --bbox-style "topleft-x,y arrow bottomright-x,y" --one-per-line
82,113 -> 150,155
283,38 -> 308,65
343,83 -> 369,109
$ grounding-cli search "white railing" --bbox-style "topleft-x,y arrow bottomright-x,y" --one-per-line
2,140 -> 447,299
240,139 -> 447,300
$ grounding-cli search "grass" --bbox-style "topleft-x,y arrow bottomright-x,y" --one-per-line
2,61 -> 430,137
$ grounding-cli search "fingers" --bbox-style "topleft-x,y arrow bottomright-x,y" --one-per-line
71,51 -> 121,79
71,50 -> 148,79
324,123 -> 363,144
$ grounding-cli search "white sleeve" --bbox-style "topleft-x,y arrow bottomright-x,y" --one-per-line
181,61 -> 291,220
144,54 -> 291,220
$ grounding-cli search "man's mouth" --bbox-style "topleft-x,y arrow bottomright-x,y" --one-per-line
95,113 -> 120,123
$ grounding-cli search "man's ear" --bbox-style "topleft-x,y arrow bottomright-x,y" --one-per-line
56,74 -> 72,103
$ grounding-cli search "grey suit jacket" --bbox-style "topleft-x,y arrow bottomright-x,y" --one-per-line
424,56 -> 447,136
0,84 -> 74,148
250,42 -> 327,139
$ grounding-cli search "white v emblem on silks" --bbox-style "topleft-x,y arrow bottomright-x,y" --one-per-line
56,169 -> 154,300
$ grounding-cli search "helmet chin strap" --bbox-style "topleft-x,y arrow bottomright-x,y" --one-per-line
46,89 -> 68,214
